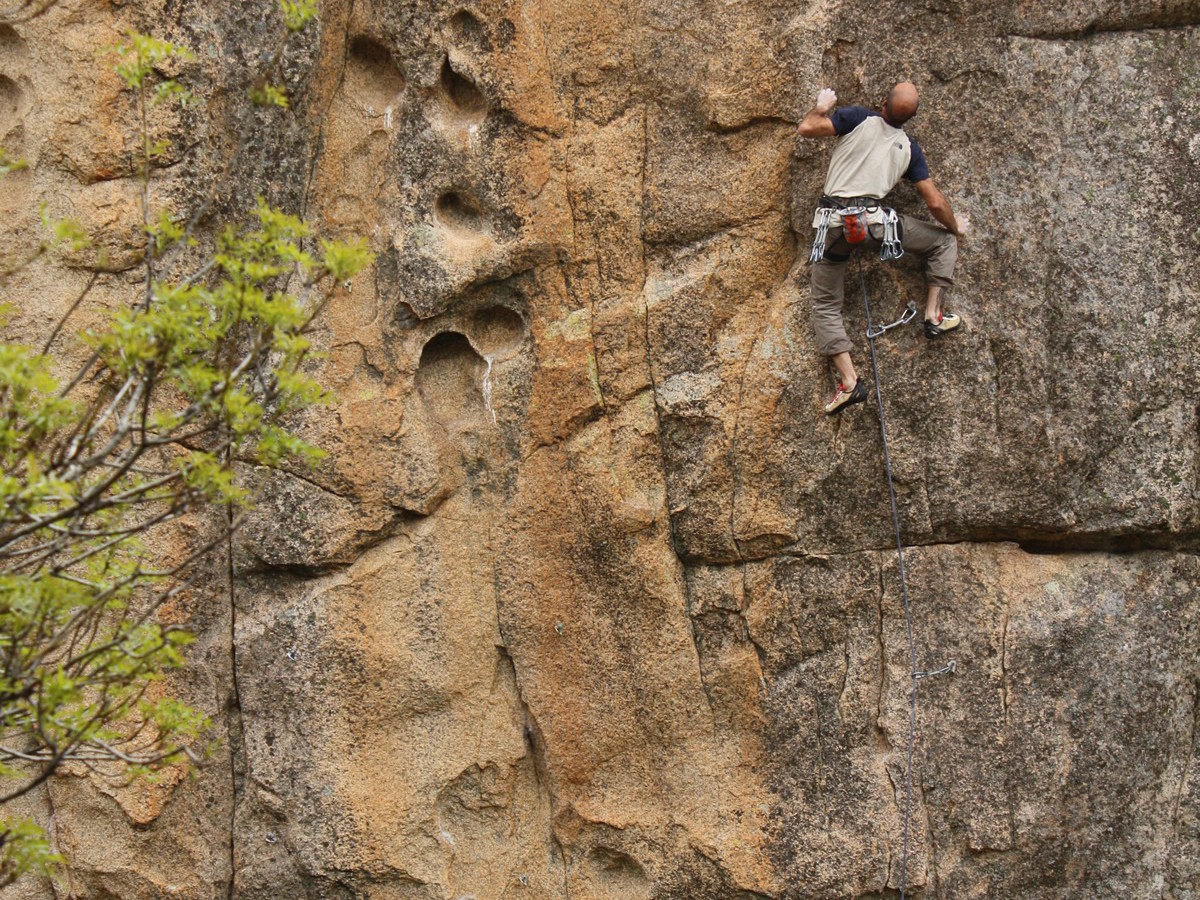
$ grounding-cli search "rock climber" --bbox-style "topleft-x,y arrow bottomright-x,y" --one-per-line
798,81 -> 970,414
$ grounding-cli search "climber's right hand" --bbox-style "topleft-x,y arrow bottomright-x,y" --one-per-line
815,88 -> 837,115
955,214 -> 971,237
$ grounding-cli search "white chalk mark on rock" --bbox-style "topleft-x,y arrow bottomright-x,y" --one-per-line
481,354 -> 497,424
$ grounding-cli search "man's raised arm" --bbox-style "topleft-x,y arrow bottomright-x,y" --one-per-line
914,178 -> 971,237
798,88 -> 838,138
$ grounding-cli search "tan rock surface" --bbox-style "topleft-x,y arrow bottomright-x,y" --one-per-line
1,0 -> 1198,897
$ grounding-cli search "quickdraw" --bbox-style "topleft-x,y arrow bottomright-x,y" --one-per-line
880,207 -> 904,261
810,207 -> 834,264
865,300 -> 917,339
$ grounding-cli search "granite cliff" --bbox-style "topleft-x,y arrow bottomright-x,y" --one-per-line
1,0 -> 1198,897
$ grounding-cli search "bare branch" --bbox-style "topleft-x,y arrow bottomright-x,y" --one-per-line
40,271 -> 100,355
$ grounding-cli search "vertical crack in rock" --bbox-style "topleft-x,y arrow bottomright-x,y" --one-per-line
560,841 -> 572,900
42,780 -> 66,896
635,102 -> 683,569
1000,596 -> 1011,725
586,274 -> 607,415
584,230 -> 605,408
740,562 -> 769,679
1167,677 -> 1199,873
777,562 -> 836,824
811,666 -> 831,826
494,553 -> 567,897
521,703 -> 571,900
877,550 -> 920,893
225,521 -> 245,900
875,554 -> 891,751
301,13 -> 352,218
920,771 -> 937,897
836,636 -> 851,712
984,335 -> 1002,438
682,580 -> 719,723
560,115 -> 608,415
825,634 -> 847,827
727,307 -> 762,563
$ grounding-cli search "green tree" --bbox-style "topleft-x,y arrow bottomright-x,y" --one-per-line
0,0 -> 370,885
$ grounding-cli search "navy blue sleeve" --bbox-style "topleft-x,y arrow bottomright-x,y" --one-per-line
829,105 -> 873,137
905,137 -> 930,182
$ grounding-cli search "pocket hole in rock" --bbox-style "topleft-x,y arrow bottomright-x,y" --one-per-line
448,10 -> 490,49
471,306 -> 525,355
0,75 -> 23,139
394,300 -> 421,330
415,331 -> 487,426
585,847 -> 650,895
0,25 -> 24,56
434,190 -> 487,235
438,56 -> 487,120
344,36 -> 405,114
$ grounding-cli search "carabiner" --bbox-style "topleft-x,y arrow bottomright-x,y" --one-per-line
866,300 -> 918,339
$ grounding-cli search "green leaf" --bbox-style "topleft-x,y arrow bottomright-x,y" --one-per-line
0,818 -> 63,885
248,83 -> 290,108
146,209 -> 186,252
38,206 -> 90,252
279,0 -> 319,32
177,451 -> 249,505
0,148 -> 28,177
321,238 -> 375,281
151,79 -> 193,108
103,31 -> 194,91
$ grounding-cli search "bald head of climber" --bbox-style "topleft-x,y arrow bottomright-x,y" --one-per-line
881,81 -> 919,126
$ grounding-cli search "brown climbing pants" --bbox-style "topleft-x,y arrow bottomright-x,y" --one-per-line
810,215 -> 957,356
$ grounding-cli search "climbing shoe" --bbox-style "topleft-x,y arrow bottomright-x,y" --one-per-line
824,379 -> 867,415
924,311 -> 961,339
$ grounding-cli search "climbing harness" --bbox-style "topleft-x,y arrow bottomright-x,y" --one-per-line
809,196 -> 905,264
857,255 -> 955,900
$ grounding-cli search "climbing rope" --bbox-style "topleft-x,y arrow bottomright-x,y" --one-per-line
856,255 -> 955,899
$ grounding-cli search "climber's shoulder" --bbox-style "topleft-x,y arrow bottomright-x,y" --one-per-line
830,105 -> 877,137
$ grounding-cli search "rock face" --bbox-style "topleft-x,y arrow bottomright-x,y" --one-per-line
2,0 -> 1199,897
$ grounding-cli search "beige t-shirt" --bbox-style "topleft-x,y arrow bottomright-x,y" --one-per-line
812,106 -> 928,227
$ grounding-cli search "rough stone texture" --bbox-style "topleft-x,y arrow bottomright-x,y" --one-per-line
2,0 -> 1199,897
